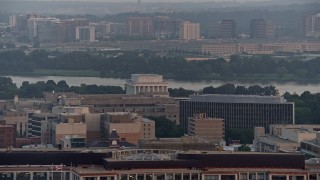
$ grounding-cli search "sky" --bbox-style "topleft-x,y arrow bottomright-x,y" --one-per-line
7,0 -> 268,2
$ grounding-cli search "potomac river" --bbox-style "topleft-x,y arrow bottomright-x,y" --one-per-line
8,75 -> 320,95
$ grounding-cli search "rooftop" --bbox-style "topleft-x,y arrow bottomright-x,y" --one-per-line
189,94 -> 289,104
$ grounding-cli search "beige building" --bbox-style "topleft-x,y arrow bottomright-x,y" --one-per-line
79,94 -> 179,124
254,124 -> 320,152
85,113 -> 103,144
202,42 -> 320,55
1,110 -> 28,137
104,112 -> 155,145
188,113 -> 224,143
179,21 -> 200,40
125,74 -> 169,96
139,136 -> 217,151
301,133 -> 320,158
55,119 -> 87,145
52,106 -> 90,114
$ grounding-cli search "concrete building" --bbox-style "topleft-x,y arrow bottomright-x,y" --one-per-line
302,13 -> 320,38
179,21 -> 200,40
202,42 -> 320,55
125,74 -> 169,96
52,106 -> 90,114
188,113 -> 224,143
250,19 -> 275,39
76,26 -> 95,42
55,119 -> 87,145
301,133 -> 320,158
27,17 -> 60,42
125,17 -> 153,37
9,15 -> 16,27
180,94 -> 294,133
139,136 -> 217,151
103,112 -> 155,145
219,19 -> 236,38
0,124 -> 16,148
0,149 -> 317,180
153,16 -> 180,39
254,124 -> 320,153
1,110 -> 28,137
28,113 -> 59,138
80,94 -> 179,124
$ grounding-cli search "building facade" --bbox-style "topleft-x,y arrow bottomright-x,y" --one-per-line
125,17 -> 153,37
75,26 -> 95,42
219,19 -> 236,38
250,19 -> 275,39
188,113 -> 224,143
0,150 -> 319,180
125,74 -> 169,96
180,94 -> 294,133
179,21 -> 200,40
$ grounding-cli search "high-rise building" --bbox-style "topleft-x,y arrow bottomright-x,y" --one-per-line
125,17 -> 153,37
27,17 -> 60,42
76,26 -> 95,42
302,13 -> 320,38
9,15 -> 16,27
250,19 -> 275,39
153,16 -> 181,39
219,19 -> 236,38
180,94 -> 294,133
179,21 -> 200,40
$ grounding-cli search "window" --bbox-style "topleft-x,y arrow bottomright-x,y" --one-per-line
204,175 -> 219,180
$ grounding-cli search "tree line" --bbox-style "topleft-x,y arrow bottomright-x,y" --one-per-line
1,76 -> 320,125
2,50 -> 320,81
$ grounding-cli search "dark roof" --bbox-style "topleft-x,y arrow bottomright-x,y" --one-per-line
110,129 -> 120,139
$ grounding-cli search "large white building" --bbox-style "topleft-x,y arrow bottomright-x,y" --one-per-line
125,74 -> 169,96
76,26 -> 95,42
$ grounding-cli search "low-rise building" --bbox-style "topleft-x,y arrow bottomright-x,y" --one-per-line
0,124 -> 16,148
254,124 -> 320,153
188,113 -> 224,143
103,112 -> 155,145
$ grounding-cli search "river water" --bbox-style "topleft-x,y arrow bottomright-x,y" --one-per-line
8,75 -> 320,95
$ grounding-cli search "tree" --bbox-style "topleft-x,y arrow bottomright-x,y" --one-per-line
238,144 -> 251,152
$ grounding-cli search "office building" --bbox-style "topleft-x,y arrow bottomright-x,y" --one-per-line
188,113 -> 224,143
55,119 -> 87,145
179,21 -> 200,40
254,124 -> 320,153
27,17 -> 60,42
153,16 -> 180,39
28,113 -> 59,139
250,19 -> 275,39
76,26 -> 95,42
0,124 -> 16,148
1,110 -> 28,138
302,13 -> 320,38
102,112 -> 155,145
301,133 -> 320,158
219,19 -> 236,38
9,15 -> 16,27
125,74 -> 169,96
180,94 -> 294,133
126,17 -> 153,37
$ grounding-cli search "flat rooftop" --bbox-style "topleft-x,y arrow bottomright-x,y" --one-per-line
189,94 -> 290,104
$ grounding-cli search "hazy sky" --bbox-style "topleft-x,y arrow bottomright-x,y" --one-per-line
10,0 -> 268,2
